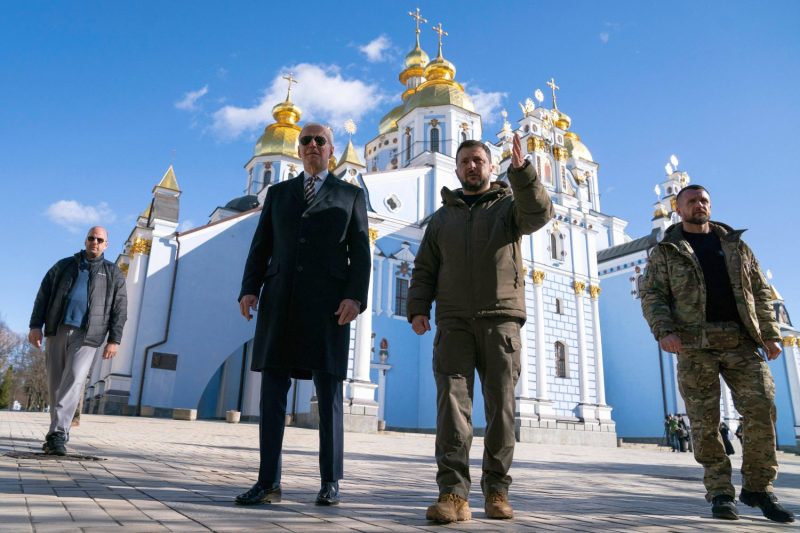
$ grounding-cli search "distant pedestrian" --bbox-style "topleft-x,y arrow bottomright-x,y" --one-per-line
735,417 -> 744,445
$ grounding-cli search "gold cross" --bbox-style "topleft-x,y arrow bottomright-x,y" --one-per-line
282,72 -> 299,100
432,22 -> 448,57
547,77 -> 560,110
408,8 -> 427,35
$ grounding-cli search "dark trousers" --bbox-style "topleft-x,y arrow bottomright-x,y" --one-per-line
258,368 -> 344,487
433,317 -> 521,499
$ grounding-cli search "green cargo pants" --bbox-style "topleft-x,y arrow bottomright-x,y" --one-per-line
678,333 -> 778,502
433,317 -> 521,499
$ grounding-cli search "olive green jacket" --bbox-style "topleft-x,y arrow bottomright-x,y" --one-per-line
407,162 -> 554,323
640,222 -> 781,349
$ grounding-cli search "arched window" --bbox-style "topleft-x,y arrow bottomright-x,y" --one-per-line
550,232 -> 562,261
460,130 -> 467,143
430,127 -> 440,153
555,298 -> 563,315
555,342 -> 567,378
404,130 -> 411,164
543,160 -> 553,185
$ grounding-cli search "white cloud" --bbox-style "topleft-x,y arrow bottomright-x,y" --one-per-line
175,85 -> 209,111
46,200 -> 116,233
358,35 -> 392,63
468,87 -> 507,125
599,32 -> 610,44
211,63 -> 386,140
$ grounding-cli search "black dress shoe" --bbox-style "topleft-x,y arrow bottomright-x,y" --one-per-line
315,481 -> 340,506
235,483 -> 282,505
740,489 -> 795,523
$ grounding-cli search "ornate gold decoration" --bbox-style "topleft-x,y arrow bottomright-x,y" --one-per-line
119,262 -> 130,277
573,280 -> 586,295
670,196 -> 677,212
534,137 -> 546,151
368,228 -> 379,245
589,285 -> 601,299
461,122 -> 470,131
430,118 -> 439,127
532,270 -> 545,285
131,237 -> 152,256
553,146 -> 568,161
783,336 -> 797,347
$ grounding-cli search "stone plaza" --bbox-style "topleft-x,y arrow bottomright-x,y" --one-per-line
1,411 -> 798,532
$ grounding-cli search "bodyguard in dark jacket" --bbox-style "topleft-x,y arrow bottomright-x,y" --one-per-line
28,226 -> 127,455
409,135 -> 553,523
236,123 -> 371,507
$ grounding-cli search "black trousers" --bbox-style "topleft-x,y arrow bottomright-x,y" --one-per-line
258,368 -> 344,487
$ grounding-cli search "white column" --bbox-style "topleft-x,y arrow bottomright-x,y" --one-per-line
385,259 -> 395,316
516,321 -> 530,397
574,280 -> 593,421
590,285 -> 613,422
532,270 -> 553,418
373,256 -> 384,315
350,229 -> 378,403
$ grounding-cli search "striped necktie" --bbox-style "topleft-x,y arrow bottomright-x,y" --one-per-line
304,175 -> 319,204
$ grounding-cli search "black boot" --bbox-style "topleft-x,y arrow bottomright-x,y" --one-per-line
711,494 -> 739,520
42,432 -> 67,456
739,489 -> 795,523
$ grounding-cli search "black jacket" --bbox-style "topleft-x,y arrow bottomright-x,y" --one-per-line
239,173 -> 371,379
29,252 -> 128,347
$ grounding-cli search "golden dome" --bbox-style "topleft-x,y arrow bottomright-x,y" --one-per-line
653,204 -> 669,220
404,44 -> 429,70
404,82 -> 475,113
423,56 -> 455,82
554,110 -> 571,130
564,135 -> 593,162
254,98 -> 302,157
379,104 -> 406,134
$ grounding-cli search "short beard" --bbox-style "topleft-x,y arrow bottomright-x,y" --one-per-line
683,214 -> 709,225
461,177 -> 489,193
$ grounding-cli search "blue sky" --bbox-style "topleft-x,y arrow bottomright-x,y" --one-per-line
1,1 -> 798,334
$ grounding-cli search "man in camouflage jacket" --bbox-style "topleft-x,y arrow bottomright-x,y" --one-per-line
640,184 -> 793,523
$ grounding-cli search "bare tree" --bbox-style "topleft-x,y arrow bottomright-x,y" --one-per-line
0,318 -> 20,371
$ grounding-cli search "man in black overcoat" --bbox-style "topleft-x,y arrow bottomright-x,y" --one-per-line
236,122 -> 371,506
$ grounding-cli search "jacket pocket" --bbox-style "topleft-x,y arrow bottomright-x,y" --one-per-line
329,266 -> 347,280
264,263 -> 280,279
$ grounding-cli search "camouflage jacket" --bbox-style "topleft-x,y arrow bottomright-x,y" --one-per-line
639,221 -> 781,349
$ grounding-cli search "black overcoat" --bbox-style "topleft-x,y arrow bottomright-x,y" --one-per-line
239,172 -> 371,379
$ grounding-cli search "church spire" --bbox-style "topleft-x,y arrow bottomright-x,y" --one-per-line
399,8 -> 430,100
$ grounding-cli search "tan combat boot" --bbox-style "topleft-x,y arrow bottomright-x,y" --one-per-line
426,493 -> 472,523
485,491 -> 513,519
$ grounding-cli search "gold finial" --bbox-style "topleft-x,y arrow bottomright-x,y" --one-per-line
409,8 -> 427,44
432,22 -> 448,58
368,228 -> 379,245
547,77 -> 560,110
282,72 -> 299,101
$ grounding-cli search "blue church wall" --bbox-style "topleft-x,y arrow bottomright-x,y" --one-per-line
600,272 -> 667,438
135,214 -> 260,411
197,365 -> 222,419
771,356 -> 796,447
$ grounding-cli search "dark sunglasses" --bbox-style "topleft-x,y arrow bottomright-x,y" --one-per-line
87,236 -> 106,244
299,135 -> 328,147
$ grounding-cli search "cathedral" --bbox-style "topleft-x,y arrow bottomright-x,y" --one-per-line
81,10 -> 800,449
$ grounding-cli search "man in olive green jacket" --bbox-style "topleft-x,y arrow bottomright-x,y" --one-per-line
408,134 -> 553,524
640,184 -> 793,523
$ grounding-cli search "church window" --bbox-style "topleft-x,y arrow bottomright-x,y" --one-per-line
549,231 -> 564,261
404,130 -> 412,164
555,342 -> 568,378
431,128 -> 439,152
384,194 -> 402,212
460,130 -> 467,143
543,160 -> 553,185
555,298 -> 563,315
430,127 -> 440,153
395,277 -> 409,317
